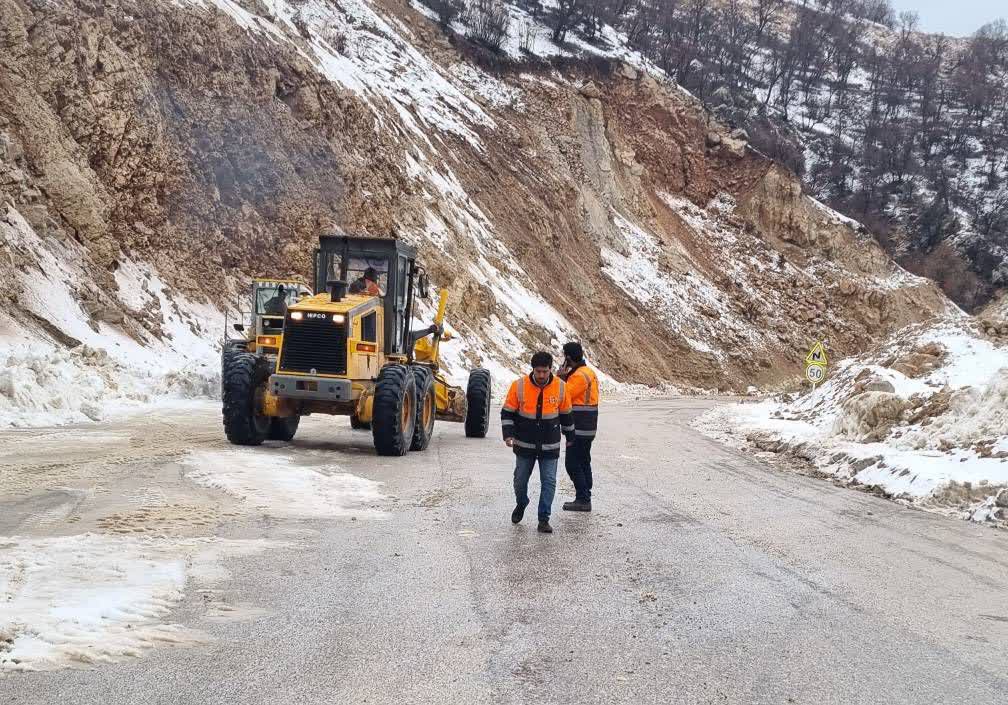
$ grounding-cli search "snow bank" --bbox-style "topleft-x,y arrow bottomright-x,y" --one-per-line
0,206 -> 223,428
695,320 -> 1008,525
900,372 -> 1008,451
0,345 -> 217,428
182,450 -> 388,519
0,534 -> 268,671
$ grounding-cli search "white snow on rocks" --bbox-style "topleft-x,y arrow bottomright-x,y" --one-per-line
0,534 -> 268,672
695,320 -> 1008,524
0,207 -> 223,428
184,0 -> 498,149
182,450 -> 388,519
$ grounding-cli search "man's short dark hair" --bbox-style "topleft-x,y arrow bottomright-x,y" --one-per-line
562,341 -> 584,363
530,351 -> 553,369
364,267 -> 378,281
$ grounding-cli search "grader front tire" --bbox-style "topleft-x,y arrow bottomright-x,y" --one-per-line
222,353 -> 272,446
465,368 -> 491,438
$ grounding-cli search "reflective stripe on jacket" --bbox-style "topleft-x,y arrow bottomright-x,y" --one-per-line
501,374 -> 575,458
563,364 -> 599,439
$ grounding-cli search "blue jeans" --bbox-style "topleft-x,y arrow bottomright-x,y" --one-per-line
514,455 -> 558,521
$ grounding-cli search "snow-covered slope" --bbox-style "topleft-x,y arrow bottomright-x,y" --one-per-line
0,206 -> 220,426
0,0 -> 952,426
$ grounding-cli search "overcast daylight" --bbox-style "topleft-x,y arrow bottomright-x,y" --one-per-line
891,0 -> 1005,35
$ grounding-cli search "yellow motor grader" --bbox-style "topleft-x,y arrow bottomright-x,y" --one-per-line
221,236 -> 491,455
222,278 -> 312,364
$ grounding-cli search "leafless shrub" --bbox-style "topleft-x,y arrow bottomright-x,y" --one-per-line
461,0 -> 511,52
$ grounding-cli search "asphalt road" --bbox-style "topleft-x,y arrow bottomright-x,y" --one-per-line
2,399 -> 1007,704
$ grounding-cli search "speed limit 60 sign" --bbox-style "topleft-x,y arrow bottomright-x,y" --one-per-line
805,363 -> 826,383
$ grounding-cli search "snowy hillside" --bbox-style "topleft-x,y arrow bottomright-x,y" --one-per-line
0,0 -> 953,427
0,207 -> 221,426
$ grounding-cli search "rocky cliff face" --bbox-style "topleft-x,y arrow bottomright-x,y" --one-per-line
0,0 -> 954,391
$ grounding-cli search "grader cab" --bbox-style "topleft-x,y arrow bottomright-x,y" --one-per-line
222,279 -> 311,364
221,236 -> 491,455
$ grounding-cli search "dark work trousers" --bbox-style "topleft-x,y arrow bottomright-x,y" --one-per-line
565,437 -> 594,502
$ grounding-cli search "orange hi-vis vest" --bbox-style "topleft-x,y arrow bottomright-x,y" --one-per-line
564,364 -> 599,439
501,374 -> 575,458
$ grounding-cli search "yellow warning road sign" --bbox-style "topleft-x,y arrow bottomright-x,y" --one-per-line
805,342 -> 828,366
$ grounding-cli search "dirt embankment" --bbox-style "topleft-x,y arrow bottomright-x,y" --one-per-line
0,0 -> 951,388
1,0 -> 409,301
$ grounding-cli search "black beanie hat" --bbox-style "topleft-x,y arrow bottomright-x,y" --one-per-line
562,341 -> 584,362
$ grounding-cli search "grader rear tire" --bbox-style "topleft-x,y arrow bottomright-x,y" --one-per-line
410,366 -> 436,452
222,353 -> 271,446
372,365 -> 417,457
465,368 -> 491,438
267,415 -> 300,441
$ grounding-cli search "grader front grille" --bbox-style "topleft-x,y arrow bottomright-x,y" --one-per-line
279,317 -> 348,376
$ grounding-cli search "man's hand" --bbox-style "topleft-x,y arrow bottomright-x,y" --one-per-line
505,438 -> 514,448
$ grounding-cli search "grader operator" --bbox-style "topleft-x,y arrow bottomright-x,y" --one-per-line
221,236 -> 491,455
222,279 -> 311,365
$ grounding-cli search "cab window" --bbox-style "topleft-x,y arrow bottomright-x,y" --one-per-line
346,257 -> 388,296
255,284 -> 299,316
361,312 -> 377,343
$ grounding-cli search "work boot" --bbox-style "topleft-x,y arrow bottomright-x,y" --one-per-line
511,503 -> 527,524
562,500 -> 592,512
537,520 -> 553,534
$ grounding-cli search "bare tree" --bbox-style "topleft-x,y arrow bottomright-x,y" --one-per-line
550,0 -> 585,43
462,0 -> 511,51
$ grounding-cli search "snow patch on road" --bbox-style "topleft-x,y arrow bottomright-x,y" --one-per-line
182,450 -> 388,518
0,534 -> 268,672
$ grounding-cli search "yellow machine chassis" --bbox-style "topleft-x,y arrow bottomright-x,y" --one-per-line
254,289 -> 466,424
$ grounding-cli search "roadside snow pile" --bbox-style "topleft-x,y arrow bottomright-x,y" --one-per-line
696,320 -> 1008,525
182,450 -> 388,519
0,205 -> 223,428
0,534 -> 267,671
0,345 -> 219,428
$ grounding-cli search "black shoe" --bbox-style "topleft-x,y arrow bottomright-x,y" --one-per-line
562,500 -> 592,512
537,520 -> 553,533
511,503 -> 527,524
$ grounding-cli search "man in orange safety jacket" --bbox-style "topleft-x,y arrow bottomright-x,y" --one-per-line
558,341 -> 599,512
501,350 -> 575,534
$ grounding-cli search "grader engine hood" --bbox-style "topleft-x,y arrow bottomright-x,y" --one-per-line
276,292 -> 382,379
288,292 -> 371,315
